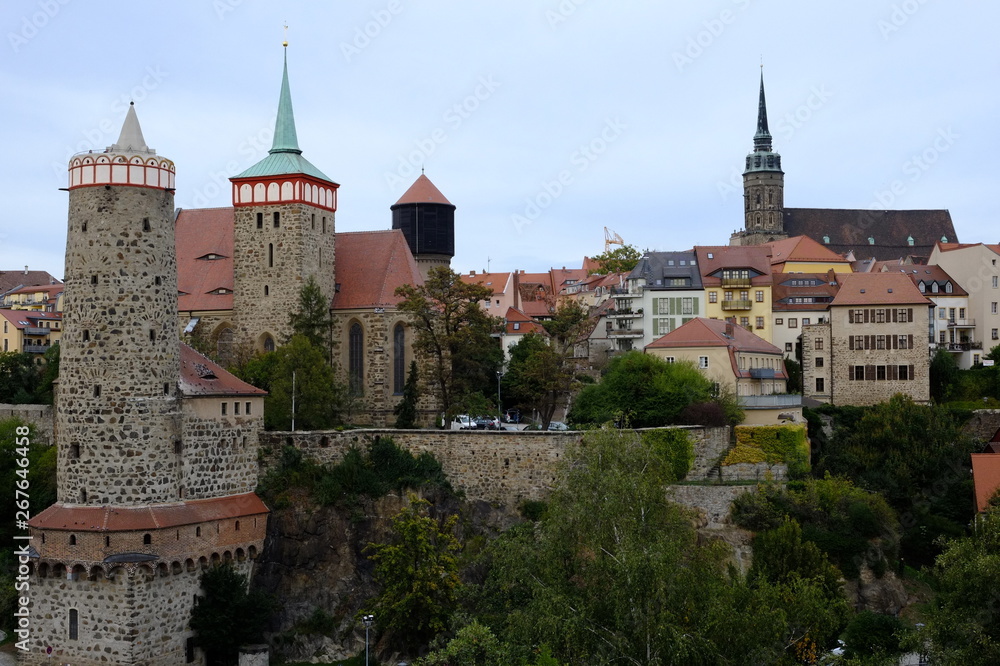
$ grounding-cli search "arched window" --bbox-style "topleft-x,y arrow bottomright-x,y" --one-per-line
349,323 -> 364,395
263,335 -> 275,353
393,324 -> 406,395
268,243 -> 274,268
216,327 -> 234,360
143,533 -> 152,545
69,609 -> 78,640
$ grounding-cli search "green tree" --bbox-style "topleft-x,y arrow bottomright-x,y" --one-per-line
503,301 -> 588,428
265,334 -> 343,430
365,496 -> 462,651
568,352 -> 718,427
393,360 -> 420,428
190,564 -> 273,666
34,343 -> 60,404
395,266 -> 502,418
784,357 -> 802,394
815,396 -> 977,566
907,507 -> 1000,664
929,347 -> 959,403
287,275 -> 333,358
417,621 -> 513,665
588,244 -> 641,274
841,611 -> 907,662
0,350 -> 42,403
749,517 -> 844,601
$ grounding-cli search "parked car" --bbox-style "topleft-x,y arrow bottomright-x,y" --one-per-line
547,421 -> 569,431
473,416 -> 500,430
452,414 -> 474,430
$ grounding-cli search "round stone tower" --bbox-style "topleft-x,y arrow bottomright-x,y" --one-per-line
391,172 -> 455,280
59,102 -> 182,506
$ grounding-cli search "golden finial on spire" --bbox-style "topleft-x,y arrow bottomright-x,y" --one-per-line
283,23 -> 288,48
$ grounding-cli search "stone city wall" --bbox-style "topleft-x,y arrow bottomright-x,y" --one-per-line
0,403 -> 53,445
261,426 -> 727,506
668,484 -> 757,529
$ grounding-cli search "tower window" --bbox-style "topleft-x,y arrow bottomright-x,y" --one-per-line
142,218 -> 150,232
256,212 -> 263,229
196,526 -> 202,537
263,335 -> 275,352
393,323 -> 405,394
143,533 -> 152,545
149,329 -> 156,342
273,212 -> 280,228
322,216 -> 327,233
69,609 -> 78,640
83,330 -> 90,342
235,520 -> 241,532
311,213 -> 316,230
69,534 -> 77,545
155,276 -> 162,286
93,385 -> 101,398
264,285 -> 269,296
174,439 -> 182,454
349,323 -> 364,395
105,536 -> 110,547
268,243 -> 274,268
91,275 -> 98,285
70,443 -> 80,459
81,221 -> 87,232
164,382 -> 170,395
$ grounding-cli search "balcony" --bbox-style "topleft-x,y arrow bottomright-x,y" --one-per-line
23,343 -> 50,354
23,326 -> 50,336
608,328 -> 644,339
610,287 -> 639,297
739,394 -> 802,408
721,299 -> 753,311
749,368 -> 776,379
720,277 -> 752,288
933,341 -> 983,352
607,308 -> 642,319
947,319 -> 976,328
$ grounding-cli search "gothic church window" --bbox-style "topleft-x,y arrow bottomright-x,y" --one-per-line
349,323 -> 364,395
393,324 -> 405,395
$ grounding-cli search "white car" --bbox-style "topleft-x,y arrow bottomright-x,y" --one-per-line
451,414 -> 473,430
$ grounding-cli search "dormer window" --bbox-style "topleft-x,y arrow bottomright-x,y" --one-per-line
907,236 -> 914,246
931,282 -> 939,293
822,235 -> 830,244
941,235 -> 948,243
918,282 -> 926,293
868,237 -> 875,245
945,282 -> 953,293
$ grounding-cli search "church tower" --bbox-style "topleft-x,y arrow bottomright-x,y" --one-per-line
231,44 -> 339,352
391,172 -> 455,280
27,105 -> 268,666
731,73 -> 787,246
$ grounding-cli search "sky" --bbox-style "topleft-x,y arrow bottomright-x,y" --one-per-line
3,1 -> 998,279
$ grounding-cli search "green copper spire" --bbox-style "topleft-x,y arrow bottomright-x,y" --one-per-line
233,44 -> 335,183
271,47 -> 301,154
753,71 -> 772,152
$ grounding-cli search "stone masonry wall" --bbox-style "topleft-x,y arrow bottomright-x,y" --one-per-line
0,403 -> 53,445
233,203 -> 336,351
261,426 -> 723,506
668,485 -> 757,528
180,407 -> 261,500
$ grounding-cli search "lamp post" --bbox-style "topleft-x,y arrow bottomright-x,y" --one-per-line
363,614 -> 374,666
496,370 -> 502,428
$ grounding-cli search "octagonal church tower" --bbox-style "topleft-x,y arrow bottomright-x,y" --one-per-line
26,105 -> 268,666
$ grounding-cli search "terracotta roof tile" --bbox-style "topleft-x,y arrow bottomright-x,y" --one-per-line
179,343 -> 266,397
772,272 -> 840,312
29,493 -> 268,532
461,271 -> 512,297
504,307 -> 545,335
646,317 -> 783,355
332,230 -> 422,309
695,246 -> 773,286
393,174 -> 452,206
972,453 -> 1000,512
783,208 -> 958,260
763,235 -> 850,266
830,273 -> 933,307
868,262 -> 969,296
175,207 -> 235,313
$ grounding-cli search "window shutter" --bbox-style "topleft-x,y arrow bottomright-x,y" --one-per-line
849,310 -> 854,323
892,309 -> 898,323
908,334 -> 913,349
849,337 -> 854,350
863,309 -> 869,323
908,308 -> 913,322
866,365 -> 875,380
889,364 -> 897,380
652,299 -> 659,315
909,364 -> 914,379
653,319 -> 660,336
692,297 -> 699,313
672,297 -> 680,315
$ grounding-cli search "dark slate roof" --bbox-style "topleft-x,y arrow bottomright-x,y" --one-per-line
782,208 -> 957,261
628,251 -> 703,289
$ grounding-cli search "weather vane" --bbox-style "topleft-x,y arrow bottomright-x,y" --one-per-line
283,23 -> 288,48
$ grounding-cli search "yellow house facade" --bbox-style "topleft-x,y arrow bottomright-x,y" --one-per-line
696,246 -> 774,343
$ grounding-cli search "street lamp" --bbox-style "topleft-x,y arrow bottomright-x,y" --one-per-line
362,614 -> 374,666
496,370 -> 502,428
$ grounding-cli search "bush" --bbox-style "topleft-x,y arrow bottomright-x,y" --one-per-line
639,428 -> 694,480
723,425 -> 810,478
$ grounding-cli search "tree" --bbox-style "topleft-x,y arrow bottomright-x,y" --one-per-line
784,358 -> 802,394
287,275 -> 333,359
503,300 -> 589,428
0,351 -> 42,403
568,352 -> 718,427
906,507 -> 1000,664
588,244 -> 641,275
418,622 -> 513,665
395,266 -> 503,418
190,564 -> 273,666
929,347 -> 959,403
265,334 -> 343,430
393,360 -> 420,428
365,496 -> 462,651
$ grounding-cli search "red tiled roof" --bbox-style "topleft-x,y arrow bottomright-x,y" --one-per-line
175,207 -> 235,313
936,242 -> 1000,256
646,317 -> 783,355
29,493 -> 268,532
5,283 -> 64,297
695,246 -> 773,286
972,453 -> 1000,512
763,235 -> 850,267
772,272 -> 841,313
504,307 -> 545,335
461,271 -> 512,297
332,230 -> 423,309
520,300 -> 553,318
830,273 -> 933,307
393,174 -> 452,206
179,343 -> 266,397
870,263 -> 969,296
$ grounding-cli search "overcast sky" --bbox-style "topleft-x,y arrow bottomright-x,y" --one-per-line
3,1 -> 997,279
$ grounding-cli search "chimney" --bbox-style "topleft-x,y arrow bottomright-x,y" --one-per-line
24,265 -> 28,275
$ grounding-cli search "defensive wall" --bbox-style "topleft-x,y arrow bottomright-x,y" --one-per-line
0,403 -> 54,445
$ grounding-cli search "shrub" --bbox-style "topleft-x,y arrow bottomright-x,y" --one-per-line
639,428 -> 694,481
725,424 -> 810,478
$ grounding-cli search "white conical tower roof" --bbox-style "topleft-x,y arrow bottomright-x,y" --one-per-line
109,102 -> 155,155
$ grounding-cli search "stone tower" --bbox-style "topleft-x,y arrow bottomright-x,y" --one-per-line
231,45 -> 339,352
27,105 -> 268,666
731,73 -> 787,246
391,172 -> 455,281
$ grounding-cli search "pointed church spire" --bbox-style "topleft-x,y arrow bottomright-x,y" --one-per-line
110,102 -> 153,154
270,45 -> 301,155
753,72 -> 772,152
